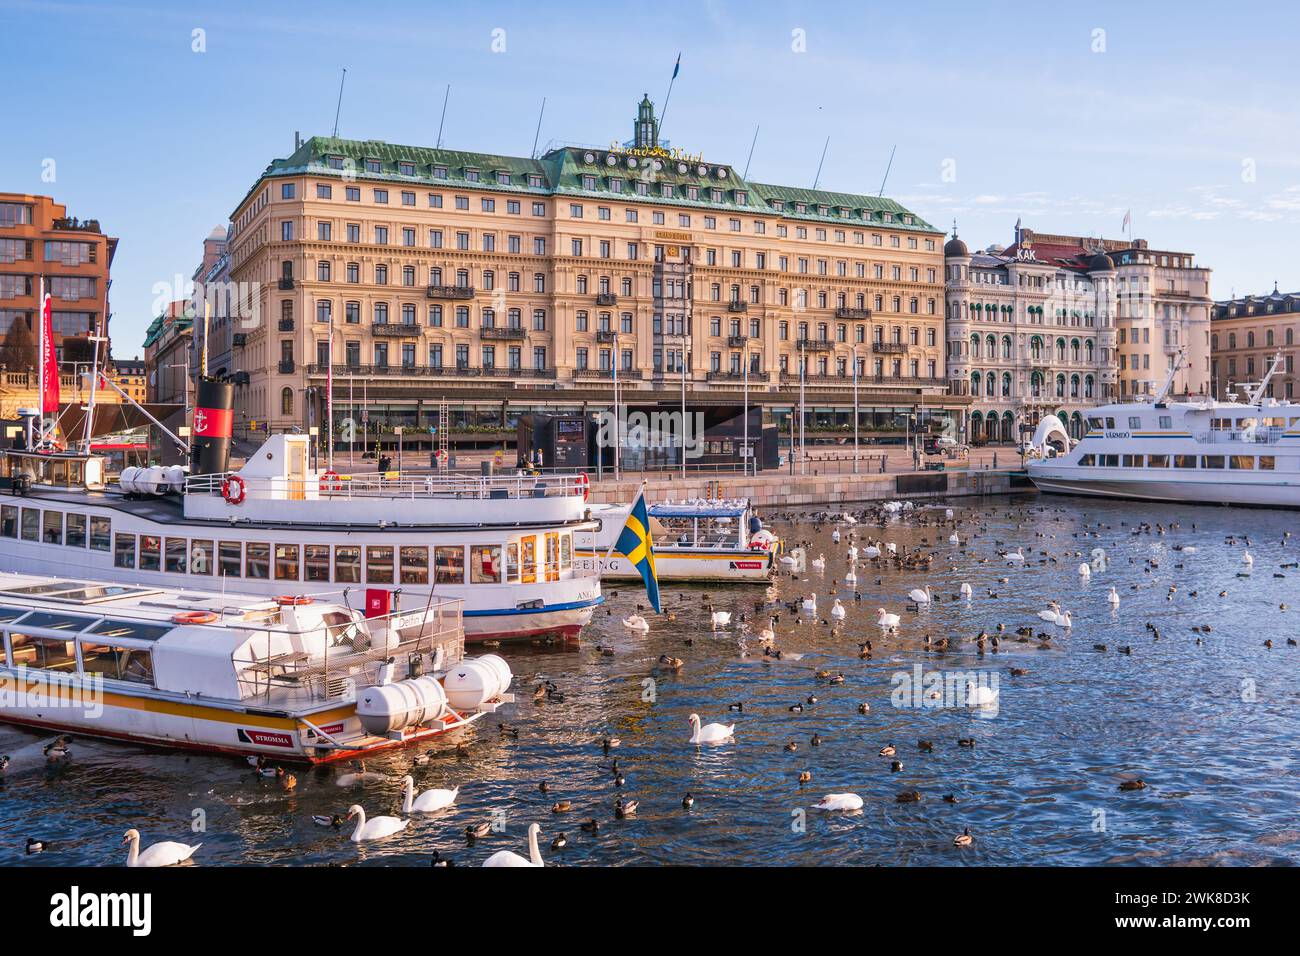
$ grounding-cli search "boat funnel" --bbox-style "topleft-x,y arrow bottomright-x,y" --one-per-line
190,378 -> 234,476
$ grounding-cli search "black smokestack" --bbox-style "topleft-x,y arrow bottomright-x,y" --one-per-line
190,379 -> 234,476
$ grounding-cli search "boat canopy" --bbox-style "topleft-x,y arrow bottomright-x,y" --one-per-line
649,499 -> 750,519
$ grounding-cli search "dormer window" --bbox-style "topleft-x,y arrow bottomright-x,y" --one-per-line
686,185 -> 698,200
795,203 -> 806,214
432,165 -> 448,179
581,174 -> 597,190
398,162 -> 415,176
527,173 -> 544,188
883,212 -> 894,222
609,178 -> 623,193
464,168 -> 480,182
496,171 -> 511,185
817,205 -> 828,216
711,188 -> 722,203
839,207 -> 849,218
903,215 -> 913,225
772,200 -> 784,211
364,158 -> 381,173
660,183 -> 674,198
327,156 -> 345,170
735,190 -> 748,204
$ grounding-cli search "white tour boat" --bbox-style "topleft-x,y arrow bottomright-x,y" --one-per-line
1027,352 -> 1300,508
576,498 -> 779,583
0,379 -> 601,644
0,572 -> 514,763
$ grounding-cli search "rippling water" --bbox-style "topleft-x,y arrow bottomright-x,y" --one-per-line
4,494 -> 1300,867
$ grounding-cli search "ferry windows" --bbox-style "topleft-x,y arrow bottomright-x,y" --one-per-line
305,545 -> 330,582
1229,456 -> 1255,470
21,508 -> 39,541
6,633 -> 76,671
1122,455 -> 1144,468
90,517 -> 113,553
245,543 -> 270,579
1201,456 -> 1225,469
1104,418 -> 1116,429
1259,456 -> 1276,471
1128,417 -> 1142,429
335,546 -> 361,583
189,540 -> 213,575
80,642 -> 154,685
139,536 -> 161,572
275,544 -> 300,581
400,546 -> 429,585
219,541 -> 242,578
1147,455 -> 1170,468
545,533 -> 560,582
42,511 -> 62,545
520,536 -> 537,584
1,505 -> 15,538
1087,417 -> 1104,431
366,546 -> 394,584
165,538 -> 188,574
65,514 -> 86,548
1158,416 -> 1173,429
434,546 -> 464,584
561,533 -> 572,571
1101,455 -> 1120,467
505,543 -> 519,582
471,546 -> 502,584
1174,455 -> 1197,469
1078,455 -> 1095,466
114,533 -> 136,569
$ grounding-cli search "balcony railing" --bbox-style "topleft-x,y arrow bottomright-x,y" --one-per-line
52,217 -> 102,233
277,360 -> 295,374
278,277 -> 295,291
480,326 -> 526,340
371,322 -> 422,337
573,367 -> 644,380
278,318 -> 295,332
795,338 -> 833,351
727,301 -> 749,313
595,293 -> 618,306
595,329 -> 617,343
707,370 -> 770,383
426,285 -> 474,300
307,363 -> 555,379
780,372 -> 946,388
872,341 -> 908,354
726,335 -> 749,348
835,307 -> 872,320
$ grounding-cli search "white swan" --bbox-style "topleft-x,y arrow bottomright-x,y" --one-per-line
1006,548 -> 1025,564
779,554 -> 797,567
1037,608 -> 1060,621
688,713 -> 735,745
863,545 -> 881,559
1107,587 -> 1120,607
482,822 -> 544,867
885,542 -> 897,555
1078,562 -> 1091,578
401,775 -> 458,813
876,607 -> 900,631
964,682 -> 999,707
709,607 -> 732,628
830,599 -> 847,620
844,569 -> 858,585
1052,611 -> 1073,628
960,582 -> 973,599
801,594 -> 817,612
622,614 -> 650,632
847,545 -> 858,562
831,529 -> 841,543
949,532 -> 960,545
842,514 -> 857,525
1242,551 -> 1253,567
812,793 -> 863,811
347,804 -> 410,842
811,553 -> 826,572
908,585 -> 933,605
123,829 -> 200,868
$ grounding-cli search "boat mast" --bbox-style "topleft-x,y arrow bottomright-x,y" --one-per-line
1242,351 -> 1285,405
1152,345 -> 1187,404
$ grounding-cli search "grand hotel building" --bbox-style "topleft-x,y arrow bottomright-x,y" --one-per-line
224,97 -> 958,454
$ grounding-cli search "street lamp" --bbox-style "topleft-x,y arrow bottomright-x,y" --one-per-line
612,329 -> 620,481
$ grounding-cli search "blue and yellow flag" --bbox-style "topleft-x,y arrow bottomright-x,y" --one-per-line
615,489 -> 660,613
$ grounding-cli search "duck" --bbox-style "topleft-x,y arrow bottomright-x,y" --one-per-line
682,792 -> 695,809
688,713 -> 735,745
614,798 -> 639,818
400,776 -> 458,813
465,821 -> 492,841
879,743 -> 897,757
658,654 -> 684,669
482,823 -> 544,867
622,614 -> 650,632
43,735 -> 72,762
550,833 -> 567,851
275,766 -> 297,791
953,827 -> 974,847
346,804 -> 410,842
312,814 -> 343,828
26,837 -> 50,854
812,793 -> 863,811
122,829 -> 201,867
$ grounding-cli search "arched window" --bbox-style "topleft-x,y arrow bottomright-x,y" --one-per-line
1084,375 -> 1095,399
280,387 -> 294,416
1070,373 -> 1080,398
985,333 -> 996,357
1002,335 -> 1012,360
1085,339 -> 1094,362
1030,336 -> 1043,361
1055,373 -> 1066,398
1030,370 -> 1043,397
1055,338 -> 1066,362
986,372 -> 996,397
970,333 -> 980,358
1002,371 -> 1012,397
1070,338 -> 1081,362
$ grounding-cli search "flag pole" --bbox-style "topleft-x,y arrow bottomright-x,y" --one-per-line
597,483 -> 643,580
659,53 -> 681,134
37,275 -> 45,446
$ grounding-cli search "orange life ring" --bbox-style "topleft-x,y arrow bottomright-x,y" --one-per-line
574,472 -> 590,501
319,470 -> 342,493
221,474 -> 246,505
172,610 -> 219,625
276,595 -> 314,606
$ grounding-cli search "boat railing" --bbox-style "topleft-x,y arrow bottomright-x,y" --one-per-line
234,598 -> 464,706
1192,429 -> 1285,445
184,470 -> 587,502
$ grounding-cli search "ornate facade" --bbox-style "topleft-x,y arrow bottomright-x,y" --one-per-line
1211,285 -> 1299,400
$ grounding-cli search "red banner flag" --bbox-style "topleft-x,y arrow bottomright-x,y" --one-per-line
40,293 -> 59,414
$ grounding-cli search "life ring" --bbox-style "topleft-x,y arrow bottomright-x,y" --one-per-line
275,595 -> 314,606
172,610 -> 219,625
749,539 -> 771,551
574,472 -> 590,501
319,470 -> 342,493
221,474 -> 246,505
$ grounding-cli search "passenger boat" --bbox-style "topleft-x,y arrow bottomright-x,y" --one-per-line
0,572 -> 514,763
576,498 -> 779,583
1027,351 -> 1300,508
0,380 -> 602,644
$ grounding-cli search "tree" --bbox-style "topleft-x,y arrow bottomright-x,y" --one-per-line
0,314 -> 37,371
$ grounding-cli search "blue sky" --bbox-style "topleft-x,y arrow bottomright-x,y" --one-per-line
4,0 -> 1299,356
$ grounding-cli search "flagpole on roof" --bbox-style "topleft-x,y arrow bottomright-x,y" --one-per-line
659,53 -> 681,135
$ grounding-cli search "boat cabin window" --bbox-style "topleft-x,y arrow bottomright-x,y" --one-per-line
79,641 -> 155,685
305,544 -> 330,582
1174,455 -> 1197,469
1086,417 -> 1104,431
246,543 -> 270,579
1127,417 -> 1141,429
114,533 -> 136,569
7,632 -> 78,671
520,537 -> 537,584
219,541 -> 242,577
434,545 -> 464,584
1158,416 -> 1173,429
275,544 -> 300,581
21,508 -> 39,541
139,535 -> 161,571
89,619 -> 170,642
366,546 -> 394,584
189,540 -> 213,575
1,505 -> 16,538
90,516 -> 111,551
1147,455 -> 1169,468
545,533 -> 560,582
471,545 -> 502,583
1260,456 -> 1276,470
1229,456 -> 1254,470
165,537 -> 188,574
505,542 -> 519,582
1105,417 -> 1115,429
1211,418 -> 1233,431
66,513 -> 87,548
400,546 -> 429,585
1100,455 -> 1119,467
1078,454 -> 1095,466
561,533 -> 572,570
42,511 -> 63,545
1202,456 -> 1225,469
1121,455 -> 1143,467
334,545 -> 360,583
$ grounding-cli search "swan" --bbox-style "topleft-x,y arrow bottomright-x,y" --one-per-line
688,713 -> 735,745
482,823 -> 544,867
779,554 -> 797,567
1006,548 -> 1025,564
401,776 -> 458,813
945,508 -> 954,519
346,804 -> 410,842
949,533 -> 960,545
830,599 -> 846,621
886,542 -> 897,555
622,614 -> 650,632
964,682 -> 999,707
842,514 -> 857,525
1053,611 -> 1073,628
812,793 -> 863,811
959,582 -> 973,599
907,585 -> 933,605
876,608 -> 900,631
847,545 -> 858,562
811,553 -> 826,572
1242,551 -> 1253,567
709,606 -> 732,628
335,760 -> 388,786
831,529 -> 841,543
1107,587 -> 1120,607
123,829 -> 200,868
1078,562 -> 1091,578
844,569 -> 858,585
801,594 -> 817,612
863,545 -> 881,559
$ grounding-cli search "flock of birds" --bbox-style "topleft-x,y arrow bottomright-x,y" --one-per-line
6,499 -> 1296,866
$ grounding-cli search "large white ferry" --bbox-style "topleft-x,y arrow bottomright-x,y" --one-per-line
0,381 -> 601,644
1027,352 -> 1300,508
0,572 -> 514,763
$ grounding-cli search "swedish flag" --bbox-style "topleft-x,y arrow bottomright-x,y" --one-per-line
615,489 -> 660,613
